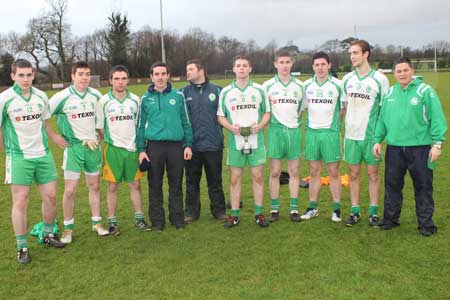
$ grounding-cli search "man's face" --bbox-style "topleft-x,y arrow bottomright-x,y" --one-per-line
71,68 -> 91,91
110,71 -> 129,93
11,67 -> 34,90
150,66 -> 169,89
394,62 -> 414,87
274,56 -> 293,77
186,64 -> 202,82
312,58 -> 330,78
349,45 -> 368,68
233,59 -> 252,80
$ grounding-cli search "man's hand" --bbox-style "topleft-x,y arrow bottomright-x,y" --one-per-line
231,124 -> 240,136
251,122 -> 260,134
184,147 -> 192,160
429,146 -> 441,162
139,152 -> 149,163
373,143 -> 382,160
53,135 -> 69,149
82,140 -> 98,151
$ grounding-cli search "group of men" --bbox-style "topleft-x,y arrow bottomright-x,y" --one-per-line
0,39 -> 447,265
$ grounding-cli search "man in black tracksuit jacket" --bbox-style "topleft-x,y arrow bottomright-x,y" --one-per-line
182,59 -> 226,222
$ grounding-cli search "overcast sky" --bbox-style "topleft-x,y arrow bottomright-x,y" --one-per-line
1,0 -> 449,50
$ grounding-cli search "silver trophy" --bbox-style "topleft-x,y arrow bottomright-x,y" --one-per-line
240,127 -> 252,155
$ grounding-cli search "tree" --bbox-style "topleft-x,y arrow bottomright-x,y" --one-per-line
0,53 -> 15,86
106,12 -> 130,66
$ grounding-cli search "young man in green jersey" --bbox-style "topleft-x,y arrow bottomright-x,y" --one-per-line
302,52 -> 344,223
0,59 -> 65,264
342,40 -> 389,227
48,61 -> 109,243
217,55 -> 271,228
262,50 -> 304,223
96,65 -> 150,235
373,57 -> 447,236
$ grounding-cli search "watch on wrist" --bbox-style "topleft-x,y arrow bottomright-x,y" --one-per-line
433,142 -> 442,149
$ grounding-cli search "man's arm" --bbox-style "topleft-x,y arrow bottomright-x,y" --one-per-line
0,128 -> 4,152
218,116 -> 240,135
252,112 -> 270,134
45,121 -> 69,149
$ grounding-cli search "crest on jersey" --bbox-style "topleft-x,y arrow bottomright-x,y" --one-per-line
328,90 -> 334,98
410,97 -> 419,106
37,103 -> 43,111
366,86 -> 372,93
208,93 -> 216,102
293,91 -> 299,98
251,95 -> 257,102
90,102 -> 95,109
169,99 -> 176,105
316,89 -> 323,98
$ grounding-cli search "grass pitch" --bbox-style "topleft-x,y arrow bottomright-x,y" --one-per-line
0,72 -> 449,299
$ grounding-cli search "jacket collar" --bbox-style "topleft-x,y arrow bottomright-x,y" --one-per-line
148,82 -> 172,94
190,77 -> 209,89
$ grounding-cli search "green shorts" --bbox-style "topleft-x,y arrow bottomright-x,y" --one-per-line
305,130 -> 341,163
102,144 -> 144,183
227,146 -> 266,168
267,125 -> 302,160
344,138 -> 380,165
5,152 -> 57,185
62,142 -> 102,174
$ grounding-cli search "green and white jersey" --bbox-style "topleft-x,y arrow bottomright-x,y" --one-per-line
262,75 -> 304,128
49,86 -> 101,144
217,80 -> 270,151
96,90 -> 141,152
304,75 -> 344,132
0,84 -> 51,159
343,68 -> 389,140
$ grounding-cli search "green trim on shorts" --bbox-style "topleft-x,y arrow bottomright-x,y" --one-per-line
5,152 -> 57,185
267,125 -> 302,160
344,138 -> 380,165
305,129 -> 341,163
227,146 -> 266,168
62,142 -> 102,173
102,143 -> 143,183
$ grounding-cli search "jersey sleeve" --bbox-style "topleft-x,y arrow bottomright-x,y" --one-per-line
136,96 -> 148,152
374,95 -> 387,143
95,98 -> 105,130
179,92 -> 193,147
380,74 -> 390,97
217,89 -> 226,117
424,87 -> 448,143
0,94 -> 7,127
49,91 -> 66,115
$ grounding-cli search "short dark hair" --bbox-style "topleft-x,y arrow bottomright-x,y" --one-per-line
109,65 -> 129,80
312,51 -> 330,64
232,55 -> 252,67
186,59 -> 207,76
71,61 -> 91,74
11,59 -> 33,74
274,49 -> 294,61
394,56 -> 413,69
351,39 -> 371,59
150,61 -> 169,75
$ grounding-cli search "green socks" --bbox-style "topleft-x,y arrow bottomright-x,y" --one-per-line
107,216 -> 117,225
254,204 -> 263,216
309,201 -> 319,209
231,209 -> 240,217
16,234 -> 28,250
91,216 -> 102,226
351,205 -> 361,215
134,213 -> 144,222
271,198 -> 280,212
43,223 -> 53,237
368,205 -> 378,216
290,198 -> 299,212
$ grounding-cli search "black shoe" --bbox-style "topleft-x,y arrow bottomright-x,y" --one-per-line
290,211 -> 301,222
368,215 -> 380,227
419,226 -> 437,237
255,214 -> 270,228
17,248 -> 31,264
345,213 -> 361,227
135,220 -> 151,231
269,210 -> 280,222
175,223 -> 185,230
226,201 -> 244,209
224,216 -> 240,228
214,213 -> 227,221
108,224 -> 120,236
377,219 -> 400,230
152,225 -> 164,232
43,233 -> 66,248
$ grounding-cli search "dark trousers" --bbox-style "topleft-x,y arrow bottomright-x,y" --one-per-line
147,141 -> 185,228
185,150 -> 226,219
383,145 -> 435,229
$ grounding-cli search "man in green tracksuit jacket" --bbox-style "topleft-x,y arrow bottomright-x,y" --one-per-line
373,57 -> 447,236
137,61 -> 193,231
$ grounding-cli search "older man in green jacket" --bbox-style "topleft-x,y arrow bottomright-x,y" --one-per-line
137,61 -> 193,231
373,57 -> 447,236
